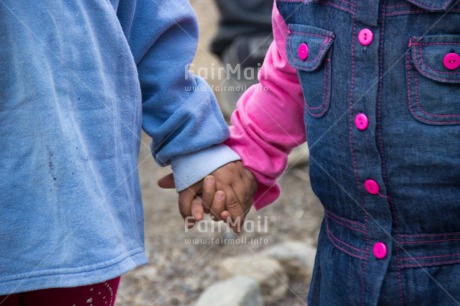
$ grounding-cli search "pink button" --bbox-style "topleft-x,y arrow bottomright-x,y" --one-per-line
355,113 -> 369,131
298,43 -> 309,61
443,53 -> 460,70
364,179 -> 379,195
358,28 -> 373,46
373,242 -> 388,259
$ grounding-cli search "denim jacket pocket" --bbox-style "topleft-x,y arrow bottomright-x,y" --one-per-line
406,35 -> 460,125
286,24 -> 335,118
406,0 -> 455,11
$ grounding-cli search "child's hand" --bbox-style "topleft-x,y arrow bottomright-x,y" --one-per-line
202,161 -> 257,233
158,161 -> 257,233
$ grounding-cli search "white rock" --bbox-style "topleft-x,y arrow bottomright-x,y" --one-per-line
218,256 -> 288,300
261,241 -> 316,282
195,276 -> 263,306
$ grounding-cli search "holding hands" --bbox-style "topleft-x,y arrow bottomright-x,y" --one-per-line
158,161 -> 257,233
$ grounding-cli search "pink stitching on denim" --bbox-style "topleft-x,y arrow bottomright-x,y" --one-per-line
400,259 -> 460,269
320,58 -> 331,113
407,53 -> 460,124
348,22 -> 360,209
289,30 -> 333,40
408,38 -> 421,48
277,0 -> 306,2
414,68 -> 460,116
378,193 -> 392,200
374,1 -> 460,16
399,238 -> 460,244
325,209 -> 366,228
417,42 -> 460,46
378,4 -> 403,304
387,9 -> 460,16
347,19 -> 369,306
334,0 -> 356,7
305,58 -> 330,110
326,221 -> 367,253
287,31 -> 333,70
386,3 -> 411,9
305,58 -> 331,117
326,233 -> 367,260
400,251 -> 460,261
323,1 -> 356,15
286,27 -> 333,117
398,232 -> 460,238
385,9 -> 426,16
416,45 -> 460,76
377,6 -> 389,208
413,72 -> 460,118
325,212 -> 367,234
407,52 -> 415,110
278,0 -> 358,7
354,8 -> 370,304
327,219 -> 366,235
408,0 -> 450,10
326,226 -> 367,260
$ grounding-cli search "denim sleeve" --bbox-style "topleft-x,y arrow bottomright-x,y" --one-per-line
116,0 -> 232,168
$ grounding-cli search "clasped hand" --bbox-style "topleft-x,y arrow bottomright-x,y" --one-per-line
157,161 -> 257,233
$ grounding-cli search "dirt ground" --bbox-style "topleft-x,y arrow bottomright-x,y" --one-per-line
115,1 -> 324,305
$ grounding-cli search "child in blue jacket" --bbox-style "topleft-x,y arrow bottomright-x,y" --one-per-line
0,0 -> 253,304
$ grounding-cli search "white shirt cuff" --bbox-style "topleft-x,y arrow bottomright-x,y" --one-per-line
171,144 -> 241,192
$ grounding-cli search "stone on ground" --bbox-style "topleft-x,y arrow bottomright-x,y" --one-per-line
262,241 -> 316,282
218,256 -> 288,301
195,276 -> 263,306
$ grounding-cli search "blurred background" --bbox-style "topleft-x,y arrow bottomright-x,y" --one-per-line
115,1 -> 323,305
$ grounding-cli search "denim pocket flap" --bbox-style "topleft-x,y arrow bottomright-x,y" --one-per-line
409,35 -> 460,84
406,35 -> 460,125
286,24 -> 335,72
406,0 -> 455,12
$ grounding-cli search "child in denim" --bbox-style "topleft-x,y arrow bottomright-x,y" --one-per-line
199,1 -> 460,305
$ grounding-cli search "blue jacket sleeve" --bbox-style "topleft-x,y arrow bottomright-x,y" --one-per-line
116,0 -> 240,188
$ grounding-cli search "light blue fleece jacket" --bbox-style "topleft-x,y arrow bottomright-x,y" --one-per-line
0,0 -> 239,294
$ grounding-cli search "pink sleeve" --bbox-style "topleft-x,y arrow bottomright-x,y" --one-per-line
224,2 -> 306,210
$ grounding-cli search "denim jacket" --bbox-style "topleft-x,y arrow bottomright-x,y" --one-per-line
227,0 -> 460,305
